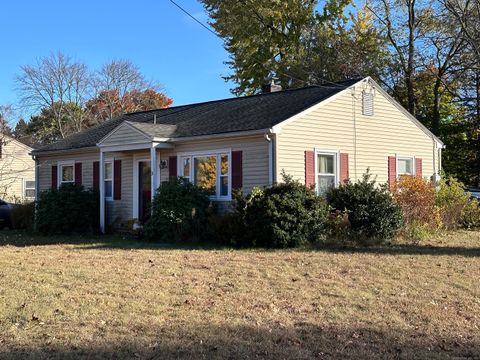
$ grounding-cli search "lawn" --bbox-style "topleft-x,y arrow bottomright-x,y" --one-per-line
0,231 -> 479,359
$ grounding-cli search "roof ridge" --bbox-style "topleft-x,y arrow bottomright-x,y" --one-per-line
124,78 -> 362,116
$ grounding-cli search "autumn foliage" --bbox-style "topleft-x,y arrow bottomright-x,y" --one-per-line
392,176 -> 440,231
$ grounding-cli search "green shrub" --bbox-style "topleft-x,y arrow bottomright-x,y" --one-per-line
436,177 -> 470,229
403,221 -> 434,243
143,178 -> 212,242
462,198 -> 480,228
238,174 -> 330,248
207,212 -> 242,245
10,201 -> 35,230
35,184 -> 99,235
326,172 -> 403,244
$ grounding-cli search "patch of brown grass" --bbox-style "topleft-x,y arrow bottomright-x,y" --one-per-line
0,230 -> 479,359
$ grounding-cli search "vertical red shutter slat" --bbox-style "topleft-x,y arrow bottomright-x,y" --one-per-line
93,161 -> 100,191
51,165 -> 58,189
388,156 -> 397,190
305,151 -> 315,188
114,159 -> 122,200
415,158 -> 423,178
74,162 -> 82,185
339,153 -> 349,184
232,151 -> 243,190
169,156 -> 177,178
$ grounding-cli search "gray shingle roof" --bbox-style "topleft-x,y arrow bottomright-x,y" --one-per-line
32,79 -> 360,154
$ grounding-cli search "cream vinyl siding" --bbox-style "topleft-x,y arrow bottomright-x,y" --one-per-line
0,138 -> 35,202
100,122 -> 149,146
276,83 -> 440,184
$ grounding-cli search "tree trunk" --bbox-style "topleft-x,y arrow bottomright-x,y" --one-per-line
432,76 -> 442,136
406,0 -> 416,116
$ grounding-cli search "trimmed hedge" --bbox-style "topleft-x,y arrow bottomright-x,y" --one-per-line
143,178 -> 212,242
236,174 -> 330,248
35,184 -> 99,235
326,172 -> 403,244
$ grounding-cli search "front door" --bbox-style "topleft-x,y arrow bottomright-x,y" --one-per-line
138,161 -> 152,224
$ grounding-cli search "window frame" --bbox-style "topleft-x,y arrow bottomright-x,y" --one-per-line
104,160 -> 114,201
57,160 -> 75,186
23,178 -> 36,200
314,148 -> 339,195
396,155 -> 416,177
177,149 -> 232,200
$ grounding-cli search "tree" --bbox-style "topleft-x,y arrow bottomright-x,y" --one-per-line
90,60 -> 168,122
85,88 -> 173,124
201,0 -> 387,95
15,52 -> 92,139
12,118 -> 33,146
26,102 -> 84,145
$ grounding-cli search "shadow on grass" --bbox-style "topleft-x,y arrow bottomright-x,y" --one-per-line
1,230 -> 479,257
0,230 -> 227,251
1,323 -> 478,360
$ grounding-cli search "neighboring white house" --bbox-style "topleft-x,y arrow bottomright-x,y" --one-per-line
0,134 -> 36,202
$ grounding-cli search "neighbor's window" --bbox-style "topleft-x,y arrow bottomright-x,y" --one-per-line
397,157 -> 414,176
59,162 -> 74,184
316,151 -> 337,195
24,179 -> 35,199
104,161 -> 113,200
179,151 -> 230,199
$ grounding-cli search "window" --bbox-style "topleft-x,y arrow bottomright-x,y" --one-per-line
397,156 -> 414,176
316,151 -> 338,195
59,162 -> 74,185
104,161 -> 113,200
24,179 -> 35,199
179,150 -> 230,199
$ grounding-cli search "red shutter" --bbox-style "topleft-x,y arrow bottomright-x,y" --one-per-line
93,161 -> 100,191
169,156 -> 177,178
51,165 -> 58,189
415,158 -> 423,178
74,162 -> 82,185
114,159 -> 122,200
305,150 -> 315,188
388,156 -> 397,190
339,153 -> 349,184
232,151 -> 243,190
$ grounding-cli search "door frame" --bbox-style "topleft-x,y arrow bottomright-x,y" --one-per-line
132,155 -> 161,220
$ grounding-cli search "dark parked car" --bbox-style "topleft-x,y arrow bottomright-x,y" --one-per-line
465,187 -> 480,201
0,200 -> 15,229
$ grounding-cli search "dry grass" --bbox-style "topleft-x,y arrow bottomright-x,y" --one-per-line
0,231 -> 479,359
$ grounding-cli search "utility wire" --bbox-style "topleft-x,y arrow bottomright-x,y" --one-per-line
168,0 -> 351,89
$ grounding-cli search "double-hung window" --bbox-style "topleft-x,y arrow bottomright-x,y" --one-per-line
104,161 -> 113,200
316,150 -> 338,195
24,179 -> 36,199
397,156 -> 414,177
58,161 -> 74,186
179,150 -> 230,199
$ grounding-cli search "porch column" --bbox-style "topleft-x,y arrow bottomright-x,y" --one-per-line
150,145 -> 158,200
99,150 -> 105,234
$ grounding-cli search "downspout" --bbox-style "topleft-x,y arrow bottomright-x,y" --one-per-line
32,154 -> 39,231
265,132 -> 274,185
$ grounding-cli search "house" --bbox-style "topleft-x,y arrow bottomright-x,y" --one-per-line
0,134 -> 35,202
31,77 -> 444,233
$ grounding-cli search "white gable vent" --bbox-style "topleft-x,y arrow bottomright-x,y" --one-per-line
362,91 -> 374,116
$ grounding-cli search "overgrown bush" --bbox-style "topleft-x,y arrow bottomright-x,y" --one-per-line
10,201 -> 35,230
436,177 -> 470,229
143,178 -> 212,242
35,184 -> 99,235
326,172 -> 403,244
461,198 -> 480,228
237,174 -> 330,248
393,176 -> 439,231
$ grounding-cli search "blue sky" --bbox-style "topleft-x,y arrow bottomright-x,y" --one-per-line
0,0 -> 233,121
